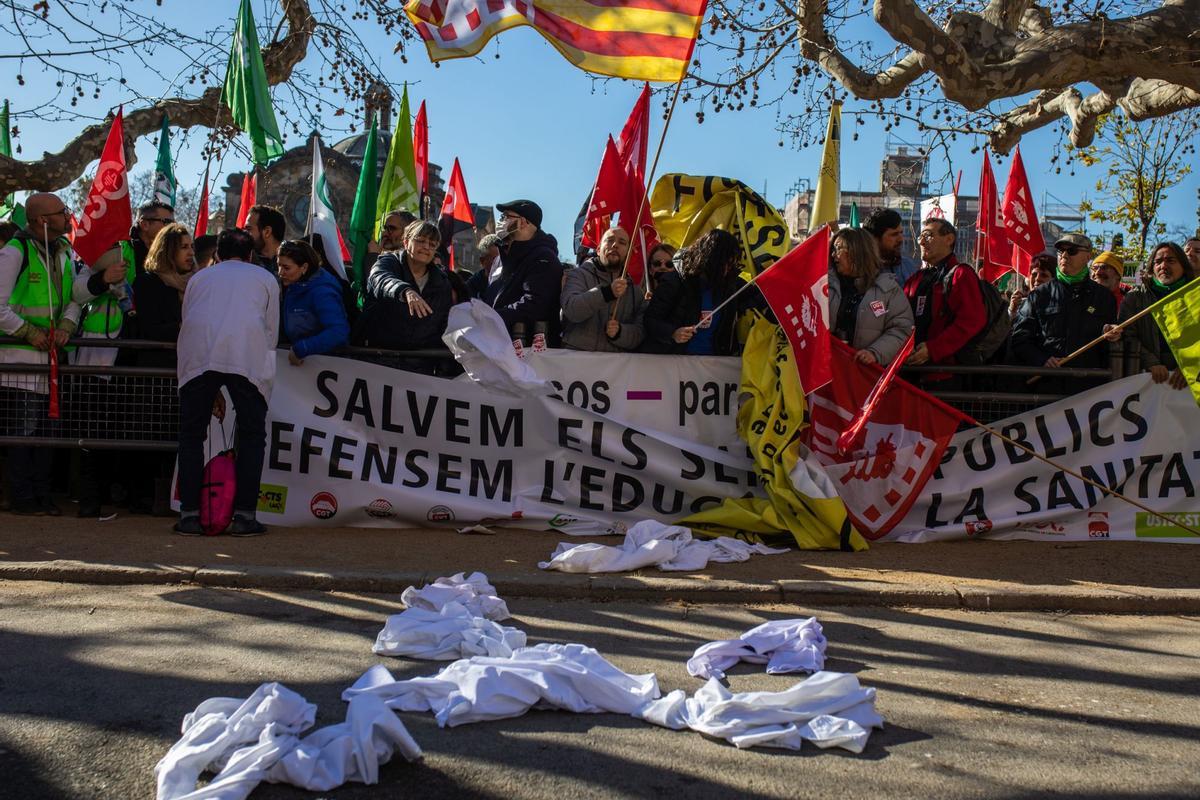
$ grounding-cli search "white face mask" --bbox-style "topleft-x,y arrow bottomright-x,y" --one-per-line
496,216 -> 518,240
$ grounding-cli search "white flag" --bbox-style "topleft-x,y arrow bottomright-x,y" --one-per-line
306,138 -> 348,280
919,193 -> 957,225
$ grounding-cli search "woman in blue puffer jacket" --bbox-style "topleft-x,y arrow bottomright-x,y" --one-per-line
277,239 -> 350,365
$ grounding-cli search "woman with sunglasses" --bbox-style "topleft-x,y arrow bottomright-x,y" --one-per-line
641,243 -> 677,301
1112,242 -> 1195,390
828,228 -> 914,365
276,239 -> 350,366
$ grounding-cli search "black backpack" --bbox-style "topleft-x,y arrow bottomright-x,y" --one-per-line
940,266 -> 1011,365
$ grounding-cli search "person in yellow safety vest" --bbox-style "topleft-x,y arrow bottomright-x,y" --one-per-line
0,192 -> 84,516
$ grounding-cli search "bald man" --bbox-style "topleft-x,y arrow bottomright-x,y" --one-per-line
0,192 -> 85,515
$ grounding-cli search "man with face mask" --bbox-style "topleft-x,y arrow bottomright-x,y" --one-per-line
483,199 -> 564,344
560,226 -> 645,352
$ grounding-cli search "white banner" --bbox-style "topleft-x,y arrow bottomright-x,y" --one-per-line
919,193 -> 956,224
255,352 -> 758,532
889,374 -> 1200,543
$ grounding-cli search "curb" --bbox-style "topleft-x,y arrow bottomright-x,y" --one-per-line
2,559 -> 1198,613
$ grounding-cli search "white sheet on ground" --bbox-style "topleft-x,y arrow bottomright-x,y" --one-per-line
343,643 -> 661,728
155,683 -> 421,800
400,571 -> 511,621
372,600 -> 527,660
538,520 -> 789,574
635,671 -> 883,753
687,618 -> 827,680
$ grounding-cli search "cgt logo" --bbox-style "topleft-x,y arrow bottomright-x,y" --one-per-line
310,491 -> 338,520
964,519 -> 993,536
366,499 -> 394,518
427,505 -> 455,523
256,484 -> 288,515
1087,511 -> 1110,539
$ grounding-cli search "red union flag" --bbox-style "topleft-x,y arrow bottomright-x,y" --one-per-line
806,339 -> 965,539
1001,145 -> 1044,277
581,136 -> 624,249
976,152 -> 1012,282
755,226 -> 832,393
73,108 -> 132,266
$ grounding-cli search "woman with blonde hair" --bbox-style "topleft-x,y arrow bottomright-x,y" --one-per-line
132,222 -> 195,366
828,227 -> 913,365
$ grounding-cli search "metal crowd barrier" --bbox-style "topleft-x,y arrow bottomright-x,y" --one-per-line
0,337 -> 1138,449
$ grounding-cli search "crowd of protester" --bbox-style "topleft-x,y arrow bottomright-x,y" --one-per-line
2,190 -> 1199,531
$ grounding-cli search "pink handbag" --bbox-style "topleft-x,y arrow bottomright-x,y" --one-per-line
199,426 -> 237,535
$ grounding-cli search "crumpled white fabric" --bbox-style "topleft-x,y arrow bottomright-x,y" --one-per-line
687,618 -> 827,681
538,520 -> 789,574
343,643 -> 661,728
443,300 -> 549,396
635,671 -> 883,753
373,600 -> 527,660
155,683 -> 421,800
401,571 -> 510,621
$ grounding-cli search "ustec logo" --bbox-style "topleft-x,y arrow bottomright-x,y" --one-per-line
310,492 -> 338,520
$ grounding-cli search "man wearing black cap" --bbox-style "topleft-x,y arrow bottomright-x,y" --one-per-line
1010,232 -> 1116,392
484,199 -> 564,344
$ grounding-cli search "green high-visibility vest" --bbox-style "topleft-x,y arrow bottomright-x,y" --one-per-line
78,239 -> 138,336
2,236 -> 74,351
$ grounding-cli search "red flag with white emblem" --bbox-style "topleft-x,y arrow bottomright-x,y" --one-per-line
806,338 -> 966,539
413,101 -> 429,211
73,108 -> 132,266
754,225 -> 832,393
1001,146 -> 1044,278
581,136 -> 624,249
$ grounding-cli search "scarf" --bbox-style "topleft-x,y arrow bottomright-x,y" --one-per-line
155,267 -> 193,299
1055,267 -> 1087,285
1151,274 -> 1188,297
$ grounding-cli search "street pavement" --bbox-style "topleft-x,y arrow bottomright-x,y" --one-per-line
1,580 -> 1198,799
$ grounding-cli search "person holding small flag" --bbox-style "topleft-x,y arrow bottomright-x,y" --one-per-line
0,193 -> 83,515
642,229 -> 761,356
1113,242 -> 1195,390
828,228 -> 913,366
561,226 -> 645,352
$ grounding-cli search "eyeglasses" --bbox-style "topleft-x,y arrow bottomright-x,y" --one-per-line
1055,245 -> 1089,256
42,208 -> 69,218
650,259 -> 672,268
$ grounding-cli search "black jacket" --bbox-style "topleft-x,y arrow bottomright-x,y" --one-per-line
1010,275 -> 1117,373
361,251 -> 454,350
480,231 -> 563,342
641,270 -> 762,355
129,272 -> 182,369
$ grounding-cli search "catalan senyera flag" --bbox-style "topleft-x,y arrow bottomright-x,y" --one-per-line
404,0 -> 708,82
1151,277 -> 1200,407
682,314 -> 867,551
809,101 -> 841,232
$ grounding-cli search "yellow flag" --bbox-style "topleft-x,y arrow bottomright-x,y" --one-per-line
1151,277 -> 1200,406
809,102 -> 841,232
683,315 -> 868,551
650,174 -> 790,279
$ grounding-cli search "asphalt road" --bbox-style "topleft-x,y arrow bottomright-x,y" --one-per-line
1,581 -> 1198,799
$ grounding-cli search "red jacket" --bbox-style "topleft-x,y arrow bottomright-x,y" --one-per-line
903,257 -> 987,365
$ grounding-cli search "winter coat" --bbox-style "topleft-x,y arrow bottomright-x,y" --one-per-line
904,256 -> 988,365
282,267 -> 351,359
641,270 -> 761,355
361,251 -> 454,351
1010,275 -> 1116,370
827,269 -> 914,365
480,231 -> 563,343
560,257 -> 645,352
130,271 -> 184,369
1118,281 -> 1179,371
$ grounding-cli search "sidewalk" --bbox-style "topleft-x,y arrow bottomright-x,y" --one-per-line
2,513 -> 1198,613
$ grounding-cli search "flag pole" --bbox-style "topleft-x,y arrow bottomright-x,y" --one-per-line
967,413 -> 1200,537
1026,276 -> 1199,384
42,222 -> 60,420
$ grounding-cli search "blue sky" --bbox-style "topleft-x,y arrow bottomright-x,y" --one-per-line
4,1 -> 1198,254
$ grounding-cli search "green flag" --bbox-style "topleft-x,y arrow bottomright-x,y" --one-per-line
349,114 -> 380,293
221,0 -> 284,166
153,114 -> 177,206
1151,277 -> 1200,407
1,99 -> 14,218
849,201 -> 859,228
374,85 -> 420,236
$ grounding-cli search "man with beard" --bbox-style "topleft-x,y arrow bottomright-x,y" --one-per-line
244,204 -> 286,273
863,208 -> 918,286
483,199 -> 563,345
561,226 -> 645,352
